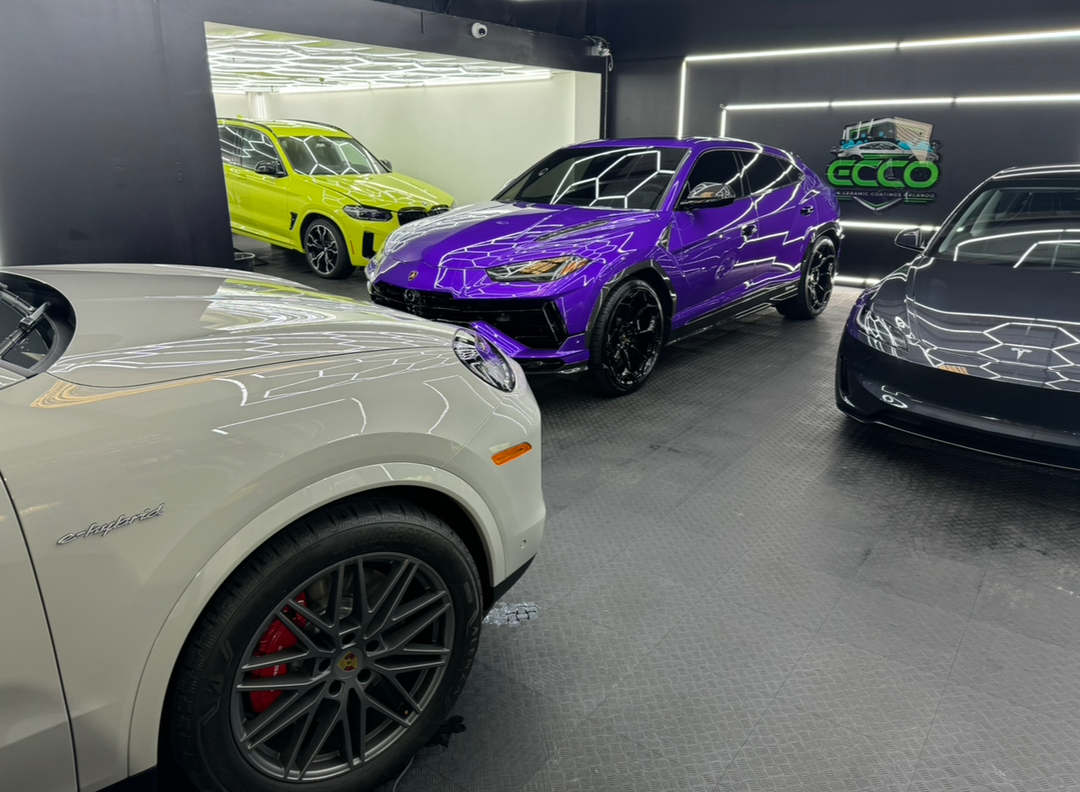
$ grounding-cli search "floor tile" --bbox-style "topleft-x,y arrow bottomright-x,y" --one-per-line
709,554 -> 850,630
855,538 -> 987,617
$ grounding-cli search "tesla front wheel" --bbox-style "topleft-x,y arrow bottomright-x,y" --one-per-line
777,236 -> 836,319
304,219 -> 353,279
170,499 -> 482,792
584,278 -> 665,397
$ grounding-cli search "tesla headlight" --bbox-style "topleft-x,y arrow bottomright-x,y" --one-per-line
855,303 -> 908,350
343,205 -> 393,222
488,255 -> 590,283
453,330 -> 516,392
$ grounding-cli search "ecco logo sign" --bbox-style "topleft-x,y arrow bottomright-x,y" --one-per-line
827,159 -> 940,190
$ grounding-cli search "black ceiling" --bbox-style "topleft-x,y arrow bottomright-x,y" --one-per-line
372,0 -> 593,38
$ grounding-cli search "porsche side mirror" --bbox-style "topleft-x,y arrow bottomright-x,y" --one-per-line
381,159 -> 393,172
894,227 -> 926,252
254,160 -> 286,177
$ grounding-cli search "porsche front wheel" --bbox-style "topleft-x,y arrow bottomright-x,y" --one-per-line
170,499 -> 482,792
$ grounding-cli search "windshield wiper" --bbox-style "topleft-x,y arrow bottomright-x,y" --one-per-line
0,301 -> 50,357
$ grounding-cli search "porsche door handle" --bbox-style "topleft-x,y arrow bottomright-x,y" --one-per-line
801,205 -> 815,215
741,224 -> 757,239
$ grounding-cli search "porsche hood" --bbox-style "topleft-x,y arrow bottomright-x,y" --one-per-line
11,264 -> 460,388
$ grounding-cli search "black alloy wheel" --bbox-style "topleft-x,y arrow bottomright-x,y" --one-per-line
777,236 -> 837,319
584,278 -> 665,397
304,219 -> 353,279
171,499 -> 482,792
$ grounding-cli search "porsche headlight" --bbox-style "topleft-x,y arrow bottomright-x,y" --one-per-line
343,205 -> 393,222
855,303 -> 908,350
453,330 -> 516,392
488,255 -> 590,283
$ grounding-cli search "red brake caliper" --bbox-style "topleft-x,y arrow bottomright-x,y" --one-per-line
249,593 -> 309,714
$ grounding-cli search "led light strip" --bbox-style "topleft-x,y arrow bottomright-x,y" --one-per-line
678,25 -> 1080,136
835,275 -> 882,287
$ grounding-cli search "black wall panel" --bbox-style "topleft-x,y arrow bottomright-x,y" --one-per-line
598,0 -> 1080,278
0,0 -> 600,269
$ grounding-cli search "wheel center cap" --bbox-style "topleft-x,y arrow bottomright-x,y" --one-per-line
335,650 -> 361,677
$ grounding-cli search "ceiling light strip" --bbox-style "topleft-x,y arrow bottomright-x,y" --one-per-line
841,221 -> 940,232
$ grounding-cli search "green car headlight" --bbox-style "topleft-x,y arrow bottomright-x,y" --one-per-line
344,205 -> 393,222
487,255 -> 590,283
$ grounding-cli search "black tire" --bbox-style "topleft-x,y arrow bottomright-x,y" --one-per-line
777,236 -> 837,320
171,498 -> 482,792
583,278 -> 665,397
303,218 -> 353,279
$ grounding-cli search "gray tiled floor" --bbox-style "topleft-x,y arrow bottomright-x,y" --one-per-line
243,243 -> 1080,792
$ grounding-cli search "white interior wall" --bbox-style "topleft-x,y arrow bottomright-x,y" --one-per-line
212,72 -> 601,206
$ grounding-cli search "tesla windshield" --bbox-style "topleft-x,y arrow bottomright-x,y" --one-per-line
496,146 -> 687,211
278,136 -> 385,176
932,181 -> 1080,270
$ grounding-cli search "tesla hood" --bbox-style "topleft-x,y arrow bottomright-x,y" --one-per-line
11,264 -> 458,388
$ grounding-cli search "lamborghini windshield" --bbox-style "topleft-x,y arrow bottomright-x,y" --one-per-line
279,135 -> 385,176
496,146 -> 687,211
932,179 -> 1080,270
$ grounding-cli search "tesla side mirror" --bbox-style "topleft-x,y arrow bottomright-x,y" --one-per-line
381,159 -> 393,172
679,182 -> 737,211
894,227 -> 926,252
255,160 -> 285,177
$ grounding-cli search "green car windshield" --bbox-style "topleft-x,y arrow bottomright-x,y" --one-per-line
279,136 -> 386,177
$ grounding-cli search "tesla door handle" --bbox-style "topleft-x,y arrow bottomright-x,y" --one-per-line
801,205 -> 815,215
741,224 -> 757,239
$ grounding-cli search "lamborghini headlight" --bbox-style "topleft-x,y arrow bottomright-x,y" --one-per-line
453,330 -> 516,392
343,205 -> 393,222
367,249 -> 387,279
855,302 -> 908,350
488,255 -> 590,283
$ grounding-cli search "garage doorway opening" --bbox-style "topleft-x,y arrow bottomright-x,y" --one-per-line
206,23 -> 602,207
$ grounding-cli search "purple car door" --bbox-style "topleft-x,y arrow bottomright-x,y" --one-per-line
739,150 -> 811,289
669,149 -> 759,323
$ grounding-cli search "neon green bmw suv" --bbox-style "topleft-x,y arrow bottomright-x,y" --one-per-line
218,118 -> 455,278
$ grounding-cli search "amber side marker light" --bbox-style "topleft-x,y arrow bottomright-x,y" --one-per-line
492,443 -> 533,466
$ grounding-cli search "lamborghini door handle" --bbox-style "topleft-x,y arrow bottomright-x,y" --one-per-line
801,205 -> 815,215
741,224 -> 757,239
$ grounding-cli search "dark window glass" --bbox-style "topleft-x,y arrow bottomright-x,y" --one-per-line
741,152 -> 801,194
497,146 -> 687,211
239,128 -> 283,171
932,180 -> 1080,269
218,125 -> 244,167
682,150 -> 748,201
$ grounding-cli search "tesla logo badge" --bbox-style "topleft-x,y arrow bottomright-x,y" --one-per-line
408,271 -> 418,281
1012,347 -> 1032,360
404,289 -> 420,303
338,653 -> 359,672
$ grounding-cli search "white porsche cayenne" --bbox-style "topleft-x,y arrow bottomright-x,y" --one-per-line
0,264 -> 544,792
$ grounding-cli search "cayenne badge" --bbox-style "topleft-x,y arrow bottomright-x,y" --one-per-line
57,503 -> 165,545
338,652 -> 360,672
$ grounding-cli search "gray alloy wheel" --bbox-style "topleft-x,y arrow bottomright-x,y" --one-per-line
304,219 -> 353,279
230,552 -> 455,781
170,499 -> 482,792
777,236 -> 837,319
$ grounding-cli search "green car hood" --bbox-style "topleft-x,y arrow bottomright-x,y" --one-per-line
316,173 -> 454,211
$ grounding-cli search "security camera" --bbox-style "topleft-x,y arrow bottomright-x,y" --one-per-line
471,22 -> 488,39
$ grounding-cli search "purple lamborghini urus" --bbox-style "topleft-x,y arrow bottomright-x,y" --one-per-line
368,138 -> 842,395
